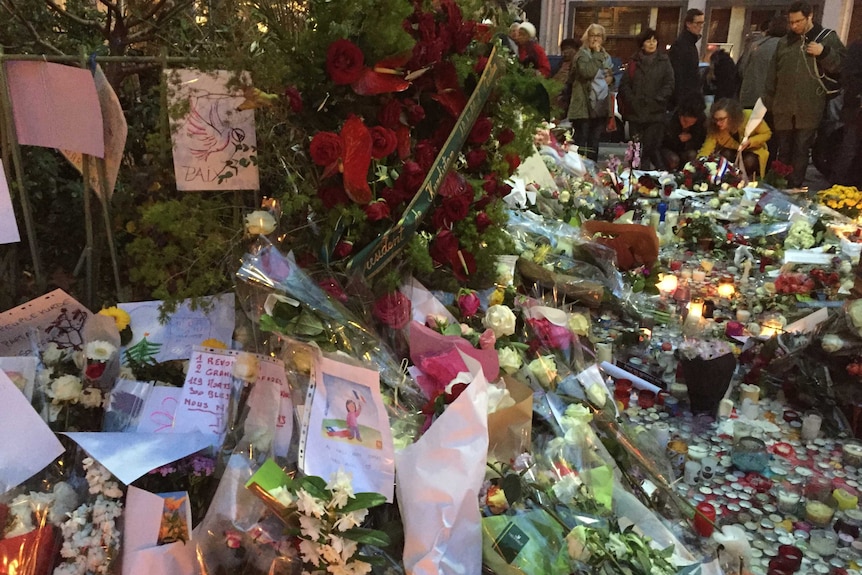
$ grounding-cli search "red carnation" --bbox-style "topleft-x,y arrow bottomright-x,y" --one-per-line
318,185 -> 349,209
468,116 -> 493,145
333,240 -> 353,258
283,86 -> 303,114
364,200 -> 391,221
476,211 -> 492,232
497,128 -> 515,146
370,126 -> 398,159
326,39 -> 366,85
465,148 -> 487,171
309,132 -> 342,166
372,291 -> 411,329
430,230 -> 460,265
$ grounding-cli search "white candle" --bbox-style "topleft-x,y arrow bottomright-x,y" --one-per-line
802,413 -> 823,440
692,269 -> 706,282
718,398 -> 734,418
736,309 -> 751,322
652,422 -> 670,449
685,460 -> 702,485
777,489 -> 801,513
596,342 -> 613,365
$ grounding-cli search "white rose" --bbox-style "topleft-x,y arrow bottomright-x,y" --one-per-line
41,343 -> 63,365
245,210 -> 277,235
79,387 -> 103,408
568,312 -> 590,336
840,261 -> 853,274
708,198 -> 720,209
528,356 -> 557,387
849,300 -> 862,336
50,375 -> 83,403
821,334 -> 844,353
233,352 -> 259,382
85,340 -> 117,361
483,305 -> 517,338
497,347 -> 523,375
559,190 -> 571,203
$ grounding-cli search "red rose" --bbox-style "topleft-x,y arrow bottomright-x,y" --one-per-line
364,200 -> 390,221
505,153 -> 521,174
326,39 -> 365,85
497,128 -> 515,146
379,186 -> 405,209
404,99 -> 426,125
395,160 -> 426,195
309,132 -> 342,166
370,126 -> 397,159
449,249 -> 476,281
373,291 -> 411,329
283,86 -> 303,114
457,290 -> 481,318
333,240 -> 353,258
468,116 -> 493,145
482,173 -> 497,195
85,361 -> 106,380
453,22 -> 475,53
414,140 -> 439,171
377,99 -> 402,129
443,192 -> 471,222
319,278 -> 348,303
438,171 -> 466,198
318,185 -> 349,209
465,148 -> 487,171
431,208 -> 453,231
475,212 -> 492,232
430,230 -> 459,265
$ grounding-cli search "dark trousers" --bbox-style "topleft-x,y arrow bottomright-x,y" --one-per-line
630,121 -> 666,170
774,128 -> 817,188
572,118 -> 606,162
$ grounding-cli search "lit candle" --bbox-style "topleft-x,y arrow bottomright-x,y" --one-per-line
657,274 -> 679,296
717,282 -> 736,299
680,268 -> 693,280
777,487 -> 801,514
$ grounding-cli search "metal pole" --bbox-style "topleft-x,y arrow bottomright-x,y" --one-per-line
0,47 -> 45,291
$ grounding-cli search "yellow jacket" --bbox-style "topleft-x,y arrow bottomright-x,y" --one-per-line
699,109 -> 772,176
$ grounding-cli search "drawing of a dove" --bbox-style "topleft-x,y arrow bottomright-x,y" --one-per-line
184,94 -> 246,164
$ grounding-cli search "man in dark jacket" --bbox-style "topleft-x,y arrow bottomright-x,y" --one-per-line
832,39 -> 862,185
764,1 -> 845,188
668,9 -> 705,110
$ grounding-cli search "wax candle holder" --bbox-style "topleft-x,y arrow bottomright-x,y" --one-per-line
806,500 -> 836,528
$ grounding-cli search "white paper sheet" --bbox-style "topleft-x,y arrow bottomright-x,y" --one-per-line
173,347 -> 236,442
136,386 -> 182,433
0,289 -> 91,356
400,277 -> 456,326
0,160 -> 20,245
0,370 -> 65,493
119,294 -> 235,363
395,353 -> 488,575
63,431 -> 213,485
299,355 -> 395,502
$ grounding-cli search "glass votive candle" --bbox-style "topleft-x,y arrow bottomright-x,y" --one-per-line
680,268 -> 693,280
802,412 -> 823,440
692,269 -> 707,282
843,443 -> 862,468
806,500 -> 836,527
810,528 -> 839,556
807,475 -> 834,503
834,487 -> 859,511
777,544 -> 803,571
776,483 -> 803,514
637,389 -> 656,409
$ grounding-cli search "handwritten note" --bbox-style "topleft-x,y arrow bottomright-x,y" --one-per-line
300,356 -> 394,501
257,356 -> 293,458
172,347 -> 236,442
0,160 -> 20,245
119,294 -> 235,363
0,289 -> 91,356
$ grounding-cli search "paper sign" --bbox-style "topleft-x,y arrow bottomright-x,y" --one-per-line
61,65 -> 128,200
119,293 -> 235,363
0,160 -> 20,245
172,347 -> 236,442
0,356 -> 38,401
0,289 -> 91,356
166,69 -> 259,191
299,356 -> 395,501
123,486 -> 196,575
5,60 -> 104,157
513,149 -> 558,192
136,386 -> 182,433
0,370 -> 65,493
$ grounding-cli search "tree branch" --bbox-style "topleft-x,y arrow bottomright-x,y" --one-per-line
43,0 -> 101,28
2,0 -> 66,54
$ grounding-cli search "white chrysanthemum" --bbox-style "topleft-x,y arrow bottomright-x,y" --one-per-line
79,387 -> 103,409
85,340 -> 117,361
326,469 -> 355,509
50,375 -> 83,403
296,489 -> 326,518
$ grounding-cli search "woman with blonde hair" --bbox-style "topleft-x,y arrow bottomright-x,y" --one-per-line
565,23 -> 615,162
698,97 -> 771,177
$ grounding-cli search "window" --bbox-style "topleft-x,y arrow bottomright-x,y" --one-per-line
570,6 -> 650,59
707,8 -> 732,43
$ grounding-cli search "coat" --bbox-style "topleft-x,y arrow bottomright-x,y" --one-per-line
841,40 -> 862,125
738,35 -> 780,108
663,112 -> 707,155
699,109 -> 772,175
566,47 -> 614,120
668,28 -> 702,107
764,24 -> 846,131
618,51 -> 675,124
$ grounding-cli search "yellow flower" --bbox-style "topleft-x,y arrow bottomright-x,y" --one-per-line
488,288 -> 505,307
201,338 -> 228,349
98,307 -> 131,331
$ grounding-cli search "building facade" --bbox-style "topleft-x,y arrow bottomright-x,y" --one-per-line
528,0 -> 860,60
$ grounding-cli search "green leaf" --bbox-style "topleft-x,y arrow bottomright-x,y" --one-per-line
501,473 -> 521,504
340,492 -> 387,513
298,475 -> 328,499
356,554 -> 387,566
341,527 -> 391,546
292,308 -> 326,336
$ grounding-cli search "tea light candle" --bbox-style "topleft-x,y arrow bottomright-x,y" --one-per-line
843,443 -> 862,467
809,529 -> 838,555
833,487 -> 858,510
692,269 -> 707,282
777,488 -> 802,514
680,268 -> 693,280
802,413 -> 823,440
736,309 -> 751,322
740,384 -> 760,403
805,500 -> 835,527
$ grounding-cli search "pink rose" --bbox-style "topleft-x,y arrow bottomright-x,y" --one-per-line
457,290 -> 481,317
478,328 -> 496,350
527,318 -> 572,350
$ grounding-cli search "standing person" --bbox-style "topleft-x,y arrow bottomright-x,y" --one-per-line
662,93 -> 708,170
706,48 -> 739,101
618,28 -> 675,169
699,97 -> 772,178
832,39 -> 862,186
668,9 -> 705,110
739,16 -> 787,107
764,1 -> 846,188
553,38 -> 582,119
515,22 -> 551,78
566,23 -> 615,162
